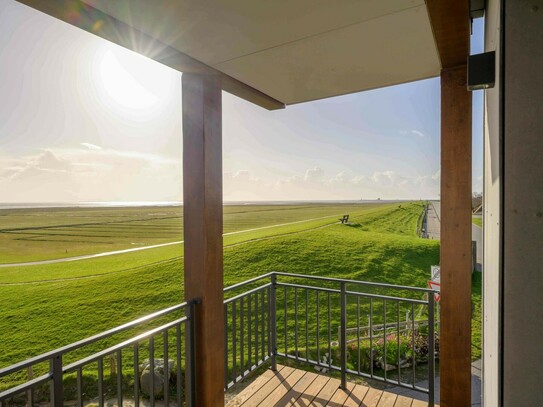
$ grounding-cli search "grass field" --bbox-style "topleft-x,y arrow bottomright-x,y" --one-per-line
472,216 -> 483,228
0,204 -> 386,263
0,201 -> 481,394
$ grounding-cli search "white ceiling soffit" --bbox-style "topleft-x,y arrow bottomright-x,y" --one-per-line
84,0 -> 441,105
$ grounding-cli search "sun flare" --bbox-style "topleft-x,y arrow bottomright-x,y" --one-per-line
98,50 -> 159,110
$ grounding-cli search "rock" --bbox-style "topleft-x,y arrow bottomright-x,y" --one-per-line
139,358 -> 175,396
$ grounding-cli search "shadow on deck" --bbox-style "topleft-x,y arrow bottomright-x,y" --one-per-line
226,364 -> 436,407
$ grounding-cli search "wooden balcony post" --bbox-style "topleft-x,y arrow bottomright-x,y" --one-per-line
182,73 -> 224,406
440,65 -> 472,407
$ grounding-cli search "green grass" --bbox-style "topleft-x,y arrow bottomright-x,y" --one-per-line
472,216 -> 482,228
0,204 -> 381,263
0,201 -> 482,396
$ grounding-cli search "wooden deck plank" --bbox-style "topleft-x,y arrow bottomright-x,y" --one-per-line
235,365 -> 296,407
225,366 -> 285,407
312,377 -> 342,407
343,383 -> 370,407
226,366 -> 431,407
290,374 -> 331,407
260,368 -> 307,406
361,387 -> 384,407
394,395 -> 413,407
327,382 -> 355,406
376,391 -> 397,407
274,370 -> 319,406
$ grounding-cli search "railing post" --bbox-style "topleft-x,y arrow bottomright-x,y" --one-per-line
340,282 -> 347,389
428,295 -> 436,407
270,273 -> 277,371
186,300 -> 197,407
50,354 -> 63,407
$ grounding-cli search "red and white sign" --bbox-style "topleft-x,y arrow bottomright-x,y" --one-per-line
428,265 -> 441,302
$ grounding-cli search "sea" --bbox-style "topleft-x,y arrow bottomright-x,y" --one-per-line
0,200 -> 412,210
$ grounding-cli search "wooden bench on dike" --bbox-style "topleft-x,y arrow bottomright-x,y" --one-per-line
339,214 -> 349,224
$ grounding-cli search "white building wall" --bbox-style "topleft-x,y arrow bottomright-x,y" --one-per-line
483,1 -> 502,406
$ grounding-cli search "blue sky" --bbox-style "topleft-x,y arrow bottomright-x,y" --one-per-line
0,0 -> 483,203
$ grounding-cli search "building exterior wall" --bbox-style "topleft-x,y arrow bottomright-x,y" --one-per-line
483,0 -> 502,406
501,0 -> 543,405
486,0 -> 543,405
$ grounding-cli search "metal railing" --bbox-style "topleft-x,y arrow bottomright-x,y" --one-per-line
223,272 -> 438,406
1,272 -> 438,406
0,301 -> 197,407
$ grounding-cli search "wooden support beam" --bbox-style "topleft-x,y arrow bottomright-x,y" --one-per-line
182,73 -> 224,406
15,0 -> 285,111
440,65 -> 472,407
426,0 -> 470,69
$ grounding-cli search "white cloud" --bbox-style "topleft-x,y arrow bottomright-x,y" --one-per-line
0,149 -> 181,203
223,167 -> 440,201
80,142 -> 102,150
401,130 -> 426,138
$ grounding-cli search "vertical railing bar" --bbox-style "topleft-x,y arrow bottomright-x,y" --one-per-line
27,366 -> 34,407
384,299 -> 387,382
261,287 -> 265,363
50,354 -> 63,407
116,350 -> 122,407
97,358 -> 104,407
294,286 -> 299,361
240,296 -> 245,375
134,343 -> 140,407
255,291 -> 262,366
327,292 -> 331,369
248,293 -> 252,369
316,291 -> 320,365
163,330 -> 169,407
340,282 -> 347,389
267,286 -> 271,358
284,286 -> 287,357
428,295 -> 436,406
370,298 -> 374,378
176,324 -> 183,406
76,367 -> 83,407
357,296 -> 361,374
187,302 -> 197,407
305,288 -> 309,363
270,274 -> 277,371
232,300 -> 237,383
411,302 -> 416,388
150,337 -> 155,407
397,301 -> 401,385
224,303 -> 228,391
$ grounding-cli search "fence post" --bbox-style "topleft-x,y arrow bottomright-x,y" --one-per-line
50,354 -> 63,407
186,300 -> 198,407
340,282 -> 347,389
270,273 -> 277,371
428,296 -> 435,406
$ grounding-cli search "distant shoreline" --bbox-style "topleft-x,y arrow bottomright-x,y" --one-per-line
0,199 -> 434,210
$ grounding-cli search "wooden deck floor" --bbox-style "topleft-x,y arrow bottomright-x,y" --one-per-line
226,365 -> 434,407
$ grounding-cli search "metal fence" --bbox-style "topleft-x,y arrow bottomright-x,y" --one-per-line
1,272 -> 438,406
0,301 -> 197,407
222,272 -> 438,405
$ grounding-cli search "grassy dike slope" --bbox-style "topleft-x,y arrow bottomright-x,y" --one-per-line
0,203 -> 480,372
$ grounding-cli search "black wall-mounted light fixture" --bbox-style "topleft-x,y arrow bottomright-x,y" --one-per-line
470,0 -> 486,19
468,51 -> 496,91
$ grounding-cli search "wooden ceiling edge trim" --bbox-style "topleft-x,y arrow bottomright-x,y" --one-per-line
425,0 -> 471,69
15,0 -> 286,111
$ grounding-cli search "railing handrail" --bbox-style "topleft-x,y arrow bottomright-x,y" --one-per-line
0,301 -> 189,376
223,272 -> 439,294
273,271 -> 439,294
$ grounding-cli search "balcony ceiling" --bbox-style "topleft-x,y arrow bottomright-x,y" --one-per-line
81,0 -> 441,105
